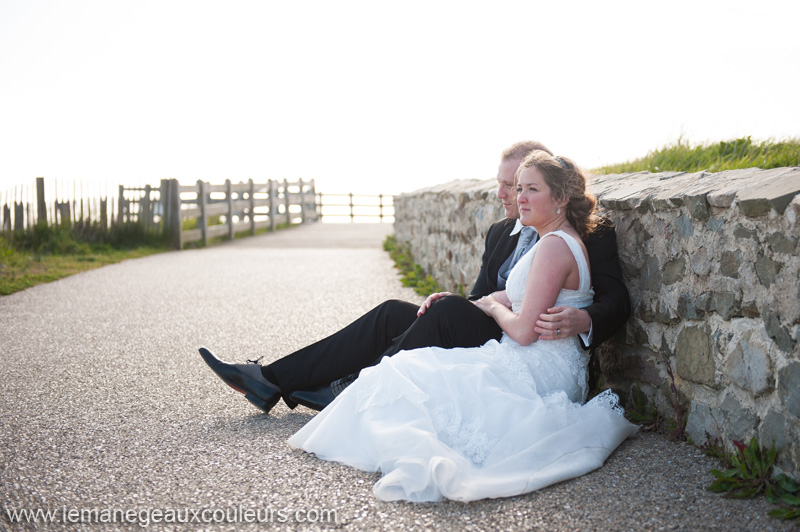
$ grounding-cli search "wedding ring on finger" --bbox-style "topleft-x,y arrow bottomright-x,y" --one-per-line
557,328 -> 561,336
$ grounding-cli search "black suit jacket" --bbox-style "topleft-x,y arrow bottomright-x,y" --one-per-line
468,218 -> 631,350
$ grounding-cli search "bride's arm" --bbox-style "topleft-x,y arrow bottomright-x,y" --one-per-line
474,237 -> 574,346
491,290 -> 511,309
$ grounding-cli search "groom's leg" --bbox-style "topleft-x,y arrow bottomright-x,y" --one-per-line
265,299 -> 419,394
287,295 -> 503,411
379,295 -> 502,358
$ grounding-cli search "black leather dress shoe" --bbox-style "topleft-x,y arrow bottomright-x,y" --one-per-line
199,347 -> 281,414
288,386 -> 335,411
289,373 -> 358,411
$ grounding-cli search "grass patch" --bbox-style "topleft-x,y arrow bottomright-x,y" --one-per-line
383,235 -> 446,296
594,136 -> 800,174
0,225 -> 169,296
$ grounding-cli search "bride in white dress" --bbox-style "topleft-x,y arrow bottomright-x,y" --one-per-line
289,151 -> 638,502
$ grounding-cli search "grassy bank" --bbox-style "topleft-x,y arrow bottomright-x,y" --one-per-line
0,225 -> 170,296
594,136 -> 800,174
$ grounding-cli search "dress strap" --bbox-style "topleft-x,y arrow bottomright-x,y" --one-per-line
540,230 -> 591,293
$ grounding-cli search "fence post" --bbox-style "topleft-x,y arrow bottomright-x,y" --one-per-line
299,178 -> 306,224
378,193 -> 384,223
14,202 -> 24,231
268,179 -> 276,232
59,202 -> 72,228
283,179 -> 290,226
160,179 -> 169,238
171,179 -> 183,249
308,179 -> 317,221
117,185 -> 125,225
36,177 -> 46,226
100,199 -> 108,231
249,179 -> 255,235
349,193 -> 354,222
226,179 -> 234,241
143,184 -> 152,230
198,180 -> 208,246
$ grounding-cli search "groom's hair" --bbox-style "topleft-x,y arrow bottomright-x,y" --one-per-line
501,140 -> 553,163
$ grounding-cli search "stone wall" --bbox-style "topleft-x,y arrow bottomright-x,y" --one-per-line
394,167 -> 800,476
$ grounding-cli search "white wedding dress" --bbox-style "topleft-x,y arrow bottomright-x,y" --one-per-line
289,231 -> 638,502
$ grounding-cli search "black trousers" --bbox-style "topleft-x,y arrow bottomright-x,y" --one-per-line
268,295 -> 503,394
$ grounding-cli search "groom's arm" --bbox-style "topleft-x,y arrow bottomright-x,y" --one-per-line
582,222 -> 631,349
469,219 -> 516,301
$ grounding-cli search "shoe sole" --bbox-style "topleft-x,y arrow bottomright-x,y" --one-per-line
199,347 -> 280,413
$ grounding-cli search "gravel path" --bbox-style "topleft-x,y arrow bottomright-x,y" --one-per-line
0,223 -> 792,531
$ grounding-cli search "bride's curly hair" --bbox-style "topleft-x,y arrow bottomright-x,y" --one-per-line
516,150 -> 599,239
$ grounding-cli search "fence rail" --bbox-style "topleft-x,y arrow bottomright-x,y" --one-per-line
1,178 -> 394,249
166,178 -> 318,249
316,193 -> 393,222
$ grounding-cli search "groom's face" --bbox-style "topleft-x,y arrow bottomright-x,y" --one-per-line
496,157 -> 522,219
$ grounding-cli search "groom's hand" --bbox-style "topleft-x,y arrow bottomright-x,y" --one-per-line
417,292 -> 452,316
535,306 -> 591,340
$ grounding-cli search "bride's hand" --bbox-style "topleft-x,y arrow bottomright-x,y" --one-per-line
491,290 -> 512,309
417,292 -> 452,316
473,294 -> 498,316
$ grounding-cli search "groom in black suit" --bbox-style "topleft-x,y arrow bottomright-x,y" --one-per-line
200,141 -> 631,414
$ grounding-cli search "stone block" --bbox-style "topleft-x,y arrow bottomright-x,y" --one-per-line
655,301 -> 680,324
707,190 -> 737,208
763,309 -> 797,353
779,362 -> 800,418
741,300 -> 760,318
685,401 -> 720,444
691,247 -> 712,276
767,232 -> 798,254
737,168 -> 800,216
720,394 -> 757,440
685,194 -> 710,221
675,325 -> 717,387
719,250 -> 741,278
638,301 -> 656,323
631,321 -> 650,346
773,262 -> 800,325
677,214 -> 694,238
759,410 -> 788,453
619,352 -> 662,386
710,291 -> 742,320
663,256 -> 686,286
755,255 -> 781,287
733,224 -> 758,240
759,410 -> 795,473
725,329 -> 773,396
705,217 -> 725,232
639,256 -> 662,291
678,293 -> 705,319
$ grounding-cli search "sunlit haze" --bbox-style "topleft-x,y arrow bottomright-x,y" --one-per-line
1,0 -> 797,197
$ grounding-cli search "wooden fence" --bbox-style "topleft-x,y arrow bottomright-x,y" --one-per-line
316,193 -> 393,223
163,178 -> 318,249
1,177 -> 395,249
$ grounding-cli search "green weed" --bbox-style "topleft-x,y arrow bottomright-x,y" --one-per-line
706,437 -> 800,526
383,235 -> 445,296
625,382 -> 661,431
594,136 -> 800,175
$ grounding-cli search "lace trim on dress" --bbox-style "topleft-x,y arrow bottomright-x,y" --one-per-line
494,343 -> 538,397
585,388 -> 626,416
431,402 -> 498,465
560,347 -> 589,403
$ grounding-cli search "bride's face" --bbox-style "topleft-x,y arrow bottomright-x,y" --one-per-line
516,166 -> 557,228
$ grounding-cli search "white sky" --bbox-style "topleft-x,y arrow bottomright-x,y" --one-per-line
1,0 -> 798,196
